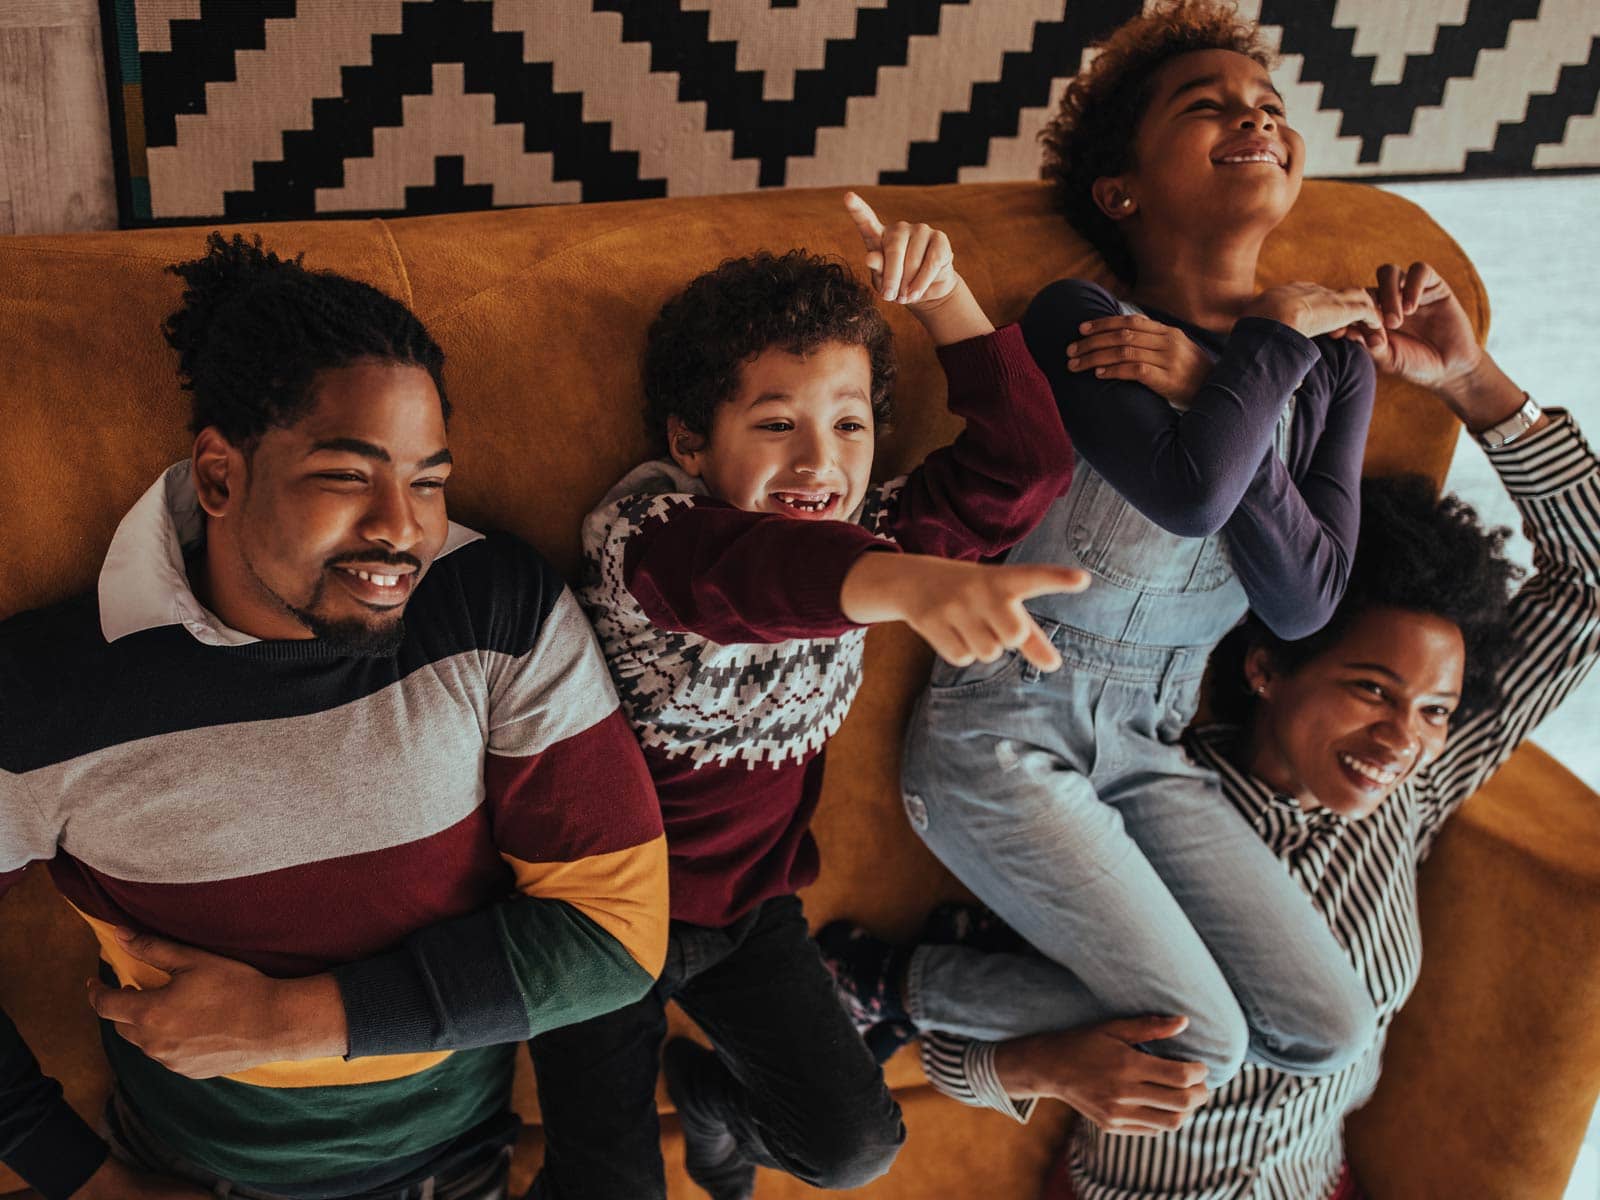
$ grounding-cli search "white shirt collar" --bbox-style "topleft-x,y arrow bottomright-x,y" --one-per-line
97,461 -> 483,646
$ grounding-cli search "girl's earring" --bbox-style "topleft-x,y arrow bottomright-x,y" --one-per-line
1119,196 -> 1134,210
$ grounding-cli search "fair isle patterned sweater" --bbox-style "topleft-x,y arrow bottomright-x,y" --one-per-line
579,325 -> 1074,927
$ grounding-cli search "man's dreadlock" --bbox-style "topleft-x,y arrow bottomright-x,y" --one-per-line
163,232 -> 449,446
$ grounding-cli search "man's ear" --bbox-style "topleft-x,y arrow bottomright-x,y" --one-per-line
192,427 -> 245,518
1091,177 -> 1139,223
665,415 -> 707,478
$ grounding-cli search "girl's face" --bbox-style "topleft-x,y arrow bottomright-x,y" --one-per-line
1107,49 -> 1305,250
1246,608 -> 1466,820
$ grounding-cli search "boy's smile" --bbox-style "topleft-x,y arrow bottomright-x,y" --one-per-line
668,340 -> 876,522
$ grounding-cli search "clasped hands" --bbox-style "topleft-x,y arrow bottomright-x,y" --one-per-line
1065,261 -> 1484,411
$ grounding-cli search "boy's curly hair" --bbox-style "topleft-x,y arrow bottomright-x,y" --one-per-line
644,250 -> 895,452
1039,0 -> 1273,282
1209,475 -> 1522,726
164,232 -> 448,447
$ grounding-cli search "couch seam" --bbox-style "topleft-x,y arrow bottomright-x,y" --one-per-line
374,219 -> 414,308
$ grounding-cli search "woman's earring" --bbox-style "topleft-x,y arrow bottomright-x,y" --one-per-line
1119,196 -> 1134,210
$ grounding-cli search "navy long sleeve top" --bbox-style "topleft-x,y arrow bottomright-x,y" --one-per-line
1020,279 -> 1375,639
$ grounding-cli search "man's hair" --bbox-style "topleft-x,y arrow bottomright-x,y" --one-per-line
1039,0 -> 1273,283
1209,475 -> 1522,725
643,250 -> 895,452
163,232 -> 449,446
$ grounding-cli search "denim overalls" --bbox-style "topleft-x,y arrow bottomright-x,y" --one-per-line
899,330 -> 1376,1087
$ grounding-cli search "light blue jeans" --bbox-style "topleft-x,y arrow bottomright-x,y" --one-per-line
898,441 -> 1375,1088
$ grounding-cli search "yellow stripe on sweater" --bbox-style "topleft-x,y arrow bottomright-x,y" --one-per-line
73,907 -> 452,1088
501,832 -> 670,978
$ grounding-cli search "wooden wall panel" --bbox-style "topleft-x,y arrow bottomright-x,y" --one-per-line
0,0 -> 117,236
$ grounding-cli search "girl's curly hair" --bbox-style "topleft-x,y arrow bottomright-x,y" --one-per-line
164,232 -> 448,446
1209,474 -> 1522,726
644,250 -> 895,452
1039,1 -> 1273,283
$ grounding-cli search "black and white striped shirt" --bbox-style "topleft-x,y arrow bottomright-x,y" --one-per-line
920,411 -> 1600,1199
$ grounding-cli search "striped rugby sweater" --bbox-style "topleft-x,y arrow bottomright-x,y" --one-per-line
579,325 -> 1074,927
921,411 -> 1600,1200
0,465 -> 668,1198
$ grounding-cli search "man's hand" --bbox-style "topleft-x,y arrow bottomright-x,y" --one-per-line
840,552 -> 1087,671
994,1015 -> 1210,1136
843,191 -> 993,345
1067,314 -> 1212,408
1338,261 -> 1536,434
72,1157 -> 209,1199
1242,282 -> 1383,339
86,929 -> 348,1079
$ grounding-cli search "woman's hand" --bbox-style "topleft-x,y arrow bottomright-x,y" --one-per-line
1067,314 -> 1212,409
843,191 -> 993,345
1341,261 -> 1535,433
1244,282 -> 1383,339
993,1015 -> 1210,1135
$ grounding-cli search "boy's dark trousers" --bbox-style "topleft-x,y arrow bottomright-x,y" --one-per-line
528,893 -> 905,1200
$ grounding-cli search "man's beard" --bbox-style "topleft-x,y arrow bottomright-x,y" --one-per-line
247,558 -> 409,658
288,604 -> 407,657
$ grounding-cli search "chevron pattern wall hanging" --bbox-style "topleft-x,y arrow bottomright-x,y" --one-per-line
101,0 -> 1600,227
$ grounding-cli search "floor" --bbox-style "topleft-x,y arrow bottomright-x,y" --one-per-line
1382,173 -> 1600,1200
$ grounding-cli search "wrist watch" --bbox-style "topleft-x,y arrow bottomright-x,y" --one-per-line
1476,392 -> 1542,449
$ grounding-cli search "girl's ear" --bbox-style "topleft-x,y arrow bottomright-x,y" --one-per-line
1243,643 -> 1277,701
1091,177 -> 1139,222
665,415 -> 707,477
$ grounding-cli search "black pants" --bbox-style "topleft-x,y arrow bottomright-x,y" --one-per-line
528,894 -> 904,1199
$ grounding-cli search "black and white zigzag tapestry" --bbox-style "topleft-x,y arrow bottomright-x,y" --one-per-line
101,0 -> 1600,226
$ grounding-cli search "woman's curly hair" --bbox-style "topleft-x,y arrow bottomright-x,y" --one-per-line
1039,1 -> 1273,283
644,250 -> 895,452
1209,474 -> 1522,726
164,232 -> 448,446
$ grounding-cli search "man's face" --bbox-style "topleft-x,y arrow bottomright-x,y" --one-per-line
220,361 -> 452,654
671,340 -> 876,522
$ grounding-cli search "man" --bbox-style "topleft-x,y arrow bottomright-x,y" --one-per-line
0,233 -> 668,1199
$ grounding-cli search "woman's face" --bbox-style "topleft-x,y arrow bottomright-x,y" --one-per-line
1247,607 -> 1466,820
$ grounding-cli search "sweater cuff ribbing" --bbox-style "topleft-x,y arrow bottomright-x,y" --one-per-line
5,1099 -> 108,1200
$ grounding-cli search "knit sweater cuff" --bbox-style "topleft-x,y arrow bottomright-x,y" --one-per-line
5,1099 -> 108,1200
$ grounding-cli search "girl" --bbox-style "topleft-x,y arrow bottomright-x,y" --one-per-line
840,1 -> 1388,1089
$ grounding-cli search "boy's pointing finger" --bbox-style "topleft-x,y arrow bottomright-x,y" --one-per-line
843,191 -> 885,247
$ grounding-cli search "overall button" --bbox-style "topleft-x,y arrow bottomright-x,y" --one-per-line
902,792 -> 929,831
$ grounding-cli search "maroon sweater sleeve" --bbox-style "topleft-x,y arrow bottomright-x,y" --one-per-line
882,323 -> 1075,560
621,499 -> 897,644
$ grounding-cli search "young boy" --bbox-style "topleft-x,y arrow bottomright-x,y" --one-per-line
525,195 -> 1082,1200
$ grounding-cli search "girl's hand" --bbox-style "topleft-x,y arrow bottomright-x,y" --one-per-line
1244,282 -> 1383,339
1067,315 -> 1212,409
994,1015 -> 1211,1136
843,192 -> 993,345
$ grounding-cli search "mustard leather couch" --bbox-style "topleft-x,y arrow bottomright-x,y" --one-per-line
2,181 -> 1598,1200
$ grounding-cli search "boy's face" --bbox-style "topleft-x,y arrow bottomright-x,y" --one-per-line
1116,48 -> 1305,243
669,340 -> 876,522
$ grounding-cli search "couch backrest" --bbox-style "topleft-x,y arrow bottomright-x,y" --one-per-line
0,181 -> 1481,621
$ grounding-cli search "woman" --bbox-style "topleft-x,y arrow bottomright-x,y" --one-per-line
821,260 -> 1600,1199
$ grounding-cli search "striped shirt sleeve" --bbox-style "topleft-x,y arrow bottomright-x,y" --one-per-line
1417,411 -> 1600,856
335,542 -> 669,1056
2,663 -> 108,1196
919,1030 -> 1037,1124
